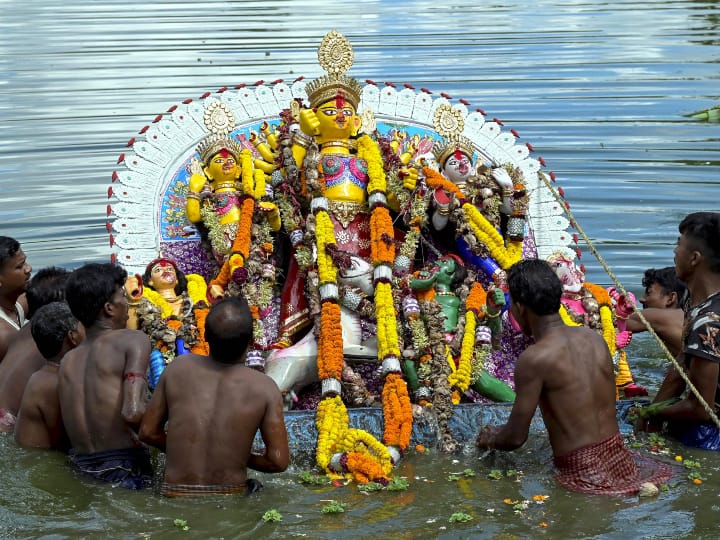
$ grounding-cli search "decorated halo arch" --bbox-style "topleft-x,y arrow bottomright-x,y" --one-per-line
109,79 -> 576,276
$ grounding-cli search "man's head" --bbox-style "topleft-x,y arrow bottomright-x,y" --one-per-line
26,267 -> 71,317
675,212 -> 720,281
204,296 -> 253,364
65,263 -> 128,330
641,266 -> 686,309
0,236 -> 32,297
508,259 -> 563,334
142,258 -> 187,296
30,302 -> 85,360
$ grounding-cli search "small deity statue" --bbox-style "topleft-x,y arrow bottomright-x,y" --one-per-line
185,102 -> 280,303
407,255 -> 515,404
125,258 -> 210,387
423,104 -> 529,296
547,251 -> 647,398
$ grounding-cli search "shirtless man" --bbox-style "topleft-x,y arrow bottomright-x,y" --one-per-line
0,236 -> 32,362
0,267 -> 69,431
625,266 -> 685,358
15,302 -> 85,450
477,259 -> 672,494
59,263 -> 152,489
140,296 -> 289,496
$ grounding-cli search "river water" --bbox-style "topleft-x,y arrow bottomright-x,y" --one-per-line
1,0 -> 719,538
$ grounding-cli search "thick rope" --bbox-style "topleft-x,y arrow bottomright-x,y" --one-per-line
537,171 -> 720,430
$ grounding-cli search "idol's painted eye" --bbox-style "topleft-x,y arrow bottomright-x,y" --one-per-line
322,108 -> 337,116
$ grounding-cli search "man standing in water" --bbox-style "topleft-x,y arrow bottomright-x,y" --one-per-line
0,237 -> 32,362
15,302 -> 85,450
624,266 -> 686,358
140,296 -> 289,496
638,212 -> 720,450
477,259 -> 672,494
59,263 -> 153,489
0,267 -> 70,431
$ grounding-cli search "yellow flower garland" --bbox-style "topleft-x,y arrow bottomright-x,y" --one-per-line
449,310 -> 474,392
463,203 -> 523,270
559,305 -> 582,327
599,305 -> 617,357
141,287 -> 173,319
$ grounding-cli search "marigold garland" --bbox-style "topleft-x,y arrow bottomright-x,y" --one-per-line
423,166 -> 465,200
463,203 -> 523,270
450,309 -> 475,392
382,373 -> 413,449
318,301 -> 343,380
190,305 -> 210,355
583,282 -> 616,354
559,305 -> 582,327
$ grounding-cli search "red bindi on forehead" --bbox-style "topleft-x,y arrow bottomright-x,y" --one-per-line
454,148 -> 464,161
335,91 -> 346,109
218,148 -> 231,159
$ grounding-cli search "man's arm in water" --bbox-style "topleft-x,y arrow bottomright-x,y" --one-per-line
120,330 -> 151,427
476,349 -> 543,450
248,382 -> 289,473
654,354 -> 718,422
139,371 -> 168,452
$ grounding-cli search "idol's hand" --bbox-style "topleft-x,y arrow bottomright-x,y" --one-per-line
124,274 -> 143,302
491,167 -> 513,190
299,108 -> 320,136
400,166 -> 419,191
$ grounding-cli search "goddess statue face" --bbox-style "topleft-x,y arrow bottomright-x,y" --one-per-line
148,261 -> 178,291
442,152 -> 473,185
204,148 -> 240,183
316,98 -> 360,140
548,254 -> 584,294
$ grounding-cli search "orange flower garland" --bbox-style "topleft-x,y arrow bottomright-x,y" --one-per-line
318,301 -> 343,380
382,373 -> 413,449
370,206 -> 395,265
423,166 -> 465,200
189,306 -> 210,355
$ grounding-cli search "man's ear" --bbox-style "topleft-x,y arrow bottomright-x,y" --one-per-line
666,291 -> 678,309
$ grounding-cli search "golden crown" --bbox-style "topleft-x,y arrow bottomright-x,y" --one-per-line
305,30 -> 363,109
432,135 -> 476,166
431,104 -> 475,165
196,134 -> 244,165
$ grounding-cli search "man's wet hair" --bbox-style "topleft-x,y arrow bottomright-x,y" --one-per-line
31,302 -> 79,359
0,236 -> 20,267
679,212 -> 720,272
508,258 -> 563,315
65,263 -> 128,329
205,296 -> 253,364
26,267 -> 71,316
642,266 -> 686,307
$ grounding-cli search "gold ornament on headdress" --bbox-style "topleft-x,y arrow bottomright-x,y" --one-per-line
194,101 -> 243,164
204,101 -> 235,136
196,134 -> 244,165
432,104 -> 475,166
304,30 -> 363,109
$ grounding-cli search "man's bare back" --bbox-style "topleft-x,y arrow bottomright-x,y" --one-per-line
0,326 -> 45,419
59,328 -> 150,454
15,364 -> 68,449
140,296 -> 289,495
521,324 -> 619,457
141,354 -> 288,488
